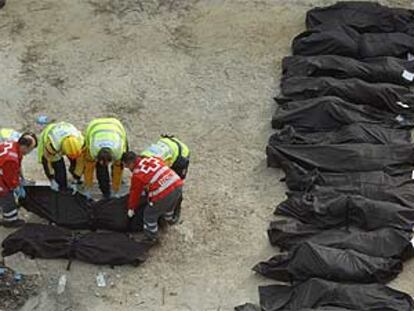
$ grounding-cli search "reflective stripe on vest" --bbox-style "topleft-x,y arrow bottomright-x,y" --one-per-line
141,141 -> 173,163
86,119 -> 127,160
48,122 -> 82,151
148,173 -> 181,198
149,166 -> 169,184
90,130 -> 123,160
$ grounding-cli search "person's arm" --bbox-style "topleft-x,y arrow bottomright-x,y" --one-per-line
127,175 -> 144,210
70,151 -> 86,180
2,161 -> 20,190
41,156 -> 54,180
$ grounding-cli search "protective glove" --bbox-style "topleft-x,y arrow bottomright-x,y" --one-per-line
127,209 -> 135,218
83,190 -> 92,200
69,183 -> 78,195
111,191 -> 121,199
69,180 -> 82,195
14,186 -> 26,199
50,179 -> 59,192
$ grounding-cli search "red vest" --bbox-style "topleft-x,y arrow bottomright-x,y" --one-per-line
133,157 -> 183,202
0,142 -> 22,196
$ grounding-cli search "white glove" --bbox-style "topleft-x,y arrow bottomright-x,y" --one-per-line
50,179 -> 59,192
83,190 -> 92,200
127,209 -> 135,218
111,191 -> 121,199
69,182 -> 80,195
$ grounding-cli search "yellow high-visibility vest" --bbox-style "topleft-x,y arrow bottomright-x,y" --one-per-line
85,118 -> 127,161
141,136 -> 189,166
38,122 -> 83,162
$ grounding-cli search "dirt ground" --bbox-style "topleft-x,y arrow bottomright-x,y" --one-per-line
0,0 -> 413,310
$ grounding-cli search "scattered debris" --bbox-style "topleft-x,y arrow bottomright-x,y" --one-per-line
96,272 -> 107,288
56,274 -> 67,295
0,266 -> 41,311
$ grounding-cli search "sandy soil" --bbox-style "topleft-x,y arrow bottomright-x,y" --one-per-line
0,0 -> 413,310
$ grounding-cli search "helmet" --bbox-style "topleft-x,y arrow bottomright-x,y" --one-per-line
62,136 -> 83,159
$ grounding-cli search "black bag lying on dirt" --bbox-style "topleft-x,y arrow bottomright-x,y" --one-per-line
266,142 -> 414,172
280,161 -> 414,191
306,1 -> 414,35
268,218 -> 414,258
292,25 -> 414,59
254,241 -> 402,283
280,162 -> 414,208
272,96 -> 412,131
2,223 -> 152,266
22,186 -> 145,232
259,278 -> 414,311
282,55 -> 414,85
270,123 -> 411,145
280,76 -> 414,113
276,188 -> 414,231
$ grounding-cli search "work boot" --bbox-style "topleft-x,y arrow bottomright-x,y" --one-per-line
3,219 -> 26,228
144,230 -> 159,244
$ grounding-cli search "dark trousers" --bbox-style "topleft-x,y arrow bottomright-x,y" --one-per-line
0,192 -> 18,222
143,187 -> 182,236
42,157 -> 78,190
171,157 -> 190,180
96,162 -> 111,198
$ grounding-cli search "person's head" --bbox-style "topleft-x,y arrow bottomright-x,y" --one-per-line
121,151 -> 138,171
18,132 -> 38,155
97,147 -> 113,166
61,136 -> 83,160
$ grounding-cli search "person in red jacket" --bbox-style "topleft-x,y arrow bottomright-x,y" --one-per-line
122,151 -> 183,242
0,133 -> 37,227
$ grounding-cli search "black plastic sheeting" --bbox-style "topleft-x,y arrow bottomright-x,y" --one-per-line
280,161 -> 413,190
276,188 -> 414,231
272,96 -> 414,131
2,224 -> 152,267
238,2 -> 414,310
306,1 -> 414,35
259,278 -> 414,311
267,218 -> 414,259
21,186 -> 145,232
280,76 -> 414,112
280,162 -> 414,209
282,55 -> 414,85
292,25 -> 414,59
270,123 -> 411,145
267,143 -> 414,172
253,241 -> 402,283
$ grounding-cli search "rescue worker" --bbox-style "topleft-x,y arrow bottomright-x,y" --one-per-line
0,133 -> 37,227
140,135 -> 189,222
0,128 -> 21,143
122,151 -> 183,242
141,134 -> 190,179
83,118 -> 128,199
38,122 -> 84,191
